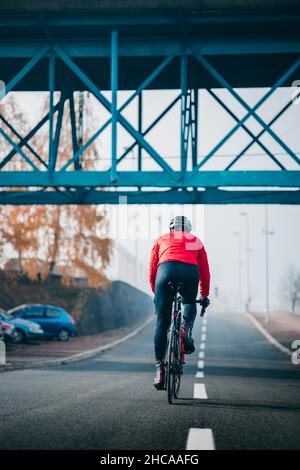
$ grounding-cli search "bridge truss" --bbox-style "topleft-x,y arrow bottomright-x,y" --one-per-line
0,3 -> 300,204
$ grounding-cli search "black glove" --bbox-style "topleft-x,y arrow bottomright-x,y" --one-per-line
199,297 -> 210,309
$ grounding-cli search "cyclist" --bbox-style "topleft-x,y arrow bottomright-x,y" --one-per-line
149,215 -> 210,389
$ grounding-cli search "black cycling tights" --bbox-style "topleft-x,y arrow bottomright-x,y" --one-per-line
154,261 -> 199,362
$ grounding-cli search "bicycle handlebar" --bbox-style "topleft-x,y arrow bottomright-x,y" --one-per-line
195,299 -> 208,317
200,306 -> 206,317
168,282 -> 209,317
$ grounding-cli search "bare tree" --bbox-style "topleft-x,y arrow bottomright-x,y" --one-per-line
281,266 -> 300,314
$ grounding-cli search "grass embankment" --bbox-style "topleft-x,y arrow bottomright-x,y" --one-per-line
0,270 -> 87,319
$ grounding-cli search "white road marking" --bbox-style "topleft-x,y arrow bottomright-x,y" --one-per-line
201,333 -> 207,342
186,428 -> 215,450
244,312 -> 291,356
195,371 -> 204,379
203,318 -> 207,325
193,383 -> 208,399
202,326 -> 207,333
200,342 -> 206,350
199,351 -> 205,359
197,360 -> 204,369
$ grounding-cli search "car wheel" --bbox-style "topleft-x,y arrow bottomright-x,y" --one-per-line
57,329 -> 70,342
14,329 -> 26,344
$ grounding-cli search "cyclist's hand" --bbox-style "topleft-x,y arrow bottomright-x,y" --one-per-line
199,297 -> 210,309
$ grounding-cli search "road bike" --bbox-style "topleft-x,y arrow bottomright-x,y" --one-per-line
163,281 -> 207,404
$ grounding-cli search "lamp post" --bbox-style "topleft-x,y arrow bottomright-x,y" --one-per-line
233,231 -> 242,311
133,210 -> 139,286
156,213 -> 162,236
240,212 -> 251,312
263,205 -> 274,323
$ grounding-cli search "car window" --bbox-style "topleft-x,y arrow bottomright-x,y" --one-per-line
23,307 -> 45,319
0,312 -> 11,321
9,307 -> 27,316
46,308 -> 62,318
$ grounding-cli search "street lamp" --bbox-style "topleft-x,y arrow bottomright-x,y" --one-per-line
133,210 -> 139,286
263,205 -> 274,323
240,211 -> 251,312
156,213 -> 162,235
233,231 -> 242,311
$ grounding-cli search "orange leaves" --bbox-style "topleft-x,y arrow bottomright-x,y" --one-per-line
54,205 -> 112,287
1,206 -> 40,272
0,204 -> 112,288
1,92 -> 112,287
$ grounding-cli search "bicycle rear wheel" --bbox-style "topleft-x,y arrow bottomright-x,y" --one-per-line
166,324 -> 175,404
166,323 -> 182,404
173,330 -> 183,399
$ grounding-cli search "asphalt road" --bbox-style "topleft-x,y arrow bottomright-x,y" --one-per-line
0,310 -> 300,450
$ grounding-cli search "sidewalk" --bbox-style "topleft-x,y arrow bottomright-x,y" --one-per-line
251,310 -> 300,350
3,317 -> 152,367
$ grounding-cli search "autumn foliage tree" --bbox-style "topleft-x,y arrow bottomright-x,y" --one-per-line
41,204 -> 111,287
0,92 -> 112,288
0,206 -> 40,273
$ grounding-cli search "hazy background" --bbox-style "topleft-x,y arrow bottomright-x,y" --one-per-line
11,86 -> 300,312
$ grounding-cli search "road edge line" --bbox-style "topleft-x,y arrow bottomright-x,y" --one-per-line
0,315 -> 154,372
244,312 -> 292,357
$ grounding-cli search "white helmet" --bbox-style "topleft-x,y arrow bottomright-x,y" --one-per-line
169,215 -> 192,232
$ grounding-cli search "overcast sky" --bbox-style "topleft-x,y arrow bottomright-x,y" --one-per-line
8,86 -> 300,312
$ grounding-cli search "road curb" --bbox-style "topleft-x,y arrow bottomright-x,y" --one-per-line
244,312 -> 292,357
0,315 -> 154,373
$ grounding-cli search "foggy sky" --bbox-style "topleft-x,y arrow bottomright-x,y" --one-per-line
8,87 -> 300,312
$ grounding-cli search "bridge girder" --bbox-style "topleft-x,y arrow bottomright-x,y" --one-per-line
0,6 -> 300,204
0,189 -> 299,205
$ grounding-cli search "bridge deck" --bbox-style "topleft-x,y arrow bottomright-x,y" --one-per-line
1,1 -> 300,90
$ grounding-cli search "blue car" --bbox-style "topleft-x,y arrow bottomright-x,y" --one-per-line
8,304 -> 77,341
0,308 -> 43,343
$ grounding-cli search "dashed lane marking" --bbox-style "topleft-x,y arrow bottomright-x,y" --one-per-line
186,428 -> 215,450
193,383 -> 208,399
195,371 -> 204,379
197,360 -> 204,369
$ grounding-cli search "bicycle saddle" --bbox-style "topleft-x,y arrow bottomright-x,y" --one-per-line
168,281 -> 183,293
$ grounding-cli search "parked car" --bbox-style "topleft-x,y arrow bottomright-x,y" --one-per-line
0,320 -> 16,343
0,308 -> 44,343
8,304 -> 78,341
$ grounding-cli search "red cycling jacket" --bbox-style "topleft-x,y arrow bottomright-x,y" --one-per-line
149,231 -> 210,296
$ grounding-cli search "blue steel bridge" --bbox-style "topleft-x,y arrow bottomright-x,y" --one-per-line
0,0 -> 300,204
